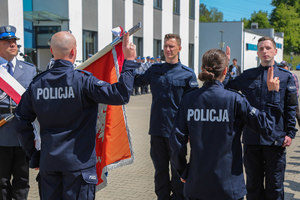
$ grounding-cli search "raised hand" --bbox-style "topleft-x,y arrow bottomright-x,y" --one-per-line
267,67 -> 280,91
226,46 -> 230,61
122,32 -> 136,60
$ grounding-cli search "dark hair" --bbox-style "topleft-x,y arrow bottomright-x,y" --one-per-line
164,34 -> 181,46
233,58 -> 237,61
198,49 -> 228,82
258,36 -> 276,48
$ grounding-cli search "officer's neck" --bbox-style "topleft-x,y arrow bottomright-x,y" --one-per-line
261,60 -> 275,67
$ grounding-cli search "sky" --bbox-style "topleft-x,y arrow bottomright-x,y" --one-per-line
200,0 -> 275,21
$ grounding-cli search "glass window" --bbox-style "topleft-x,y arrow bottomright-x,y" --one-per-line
133,0 -> 143,4
133,36 -> 143,57
35,26 -> 60,48
153,39 -> 162,58
189,0 -> 195,19
189,43 -> 194,70
83,30 -> 98,61
154,0 -> 162,9
173,0 -> 180,15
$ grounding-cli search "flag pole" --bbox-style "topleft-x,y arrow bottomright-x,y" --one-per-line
76,22 -> 142,70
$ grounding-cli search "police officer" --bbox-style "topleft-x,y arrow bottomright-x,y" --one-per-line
169,48 -> 282,200
14,31 -> 137,200
156,55 -> 161,63
134,34 -> 198,200
278,60 -> 300,126
0,25 -> 37,200
225,37 -> 298,199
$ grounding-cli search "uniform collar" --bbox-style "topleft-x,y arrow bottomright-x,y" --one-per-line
165,60 -> 181,67
203,80 -> 224,87
258,63 -> 277,70
0,56 -> 16,72
52,59 -> 74,69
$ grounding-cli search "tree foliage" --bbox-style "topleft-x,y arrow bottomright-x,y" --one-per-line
200,3 -> 223,22
270,3 -> 300,53
245,11 -> 271,29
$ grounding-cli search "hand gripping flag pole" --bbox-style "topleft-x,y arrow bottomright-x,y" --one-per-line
76,22 -> 142,190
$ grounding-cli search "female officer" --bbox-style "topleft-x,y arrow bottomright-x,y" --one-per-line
169,49 -> 281,200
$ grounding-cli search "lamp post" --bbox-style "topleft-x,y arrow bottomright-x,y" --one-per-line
219,30 -> 224,51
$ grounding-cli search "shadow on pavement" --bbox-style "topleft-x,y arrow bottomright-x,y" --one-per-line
287,162 -> 300,166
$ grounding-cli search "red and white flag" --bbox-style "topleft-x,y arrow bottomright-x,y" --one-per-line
77,41 -> 133,190
0,67 -> 25,104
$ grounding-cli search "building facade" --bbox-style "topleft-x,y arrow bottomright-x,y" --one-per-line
0,0 -> 199,74
199,22 -> 284,72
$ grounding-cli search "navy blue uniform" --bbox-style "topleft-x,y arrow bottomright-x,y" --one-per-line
15,59 -> 137,200
170,80 -> 282,200
135,61 -> 198,200
225,64 -> 298,199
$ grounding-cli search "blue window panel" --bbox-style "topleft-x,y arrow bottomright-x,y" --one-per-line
246,43 -> 258,51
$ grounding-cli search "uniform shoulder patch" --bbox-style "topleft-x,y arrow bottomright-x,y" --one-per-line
225,88 -> 245,97
76,69 -> 93,76
19,60 -> 35,67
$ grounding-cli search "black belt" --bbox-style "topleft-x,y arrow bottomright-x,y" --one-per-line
0,108 -> 15,114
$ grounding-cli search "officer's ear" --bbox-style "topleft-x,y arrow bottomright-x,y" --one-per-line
223,66 -> 228,75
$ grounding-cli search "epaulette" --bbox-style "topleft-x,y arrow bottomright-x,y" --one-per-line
181,65 -> 194,72
76,69 -> 93,76
278,67 -> 292,74
19,60 -> 35,67
226,88 -> 245,97
32,70 -> 49,81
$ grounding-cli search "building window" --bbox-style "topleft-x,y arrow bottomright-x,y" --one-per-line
189,43 -> 194,70
189,0 -> 195,19
173,0 -> 180,15
246,43 -> 258,51
276,43 -> 282,49
154,0 -> 162,9
35,26 -> 60,48
83,30 -> 98,61
133,36 -> 143,57
133,0 -> 143,4
153,39 -> 162,58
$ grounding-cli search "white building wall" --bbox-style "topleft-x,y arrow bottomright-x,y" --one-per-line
162,0 -> 173,41
179,0 -> 189,65
98,0 -> 113,50
8,0 -> 24,58
194,0 -> 200,75
143,0 -> 153,57
275,36 -> 284,63
124,0 -> 133,35
243,32 -> 260,71
68,0 -> 82,63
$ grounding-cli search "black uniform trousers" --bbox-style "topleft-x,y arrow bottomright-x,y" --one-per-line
244,145 -> 286,200
150,136 -> 184,200
39,168 -> 96,200
0,146 -> 29,200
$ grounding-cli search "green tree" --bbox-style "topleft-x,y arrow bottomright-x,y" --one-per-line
199,3 -> 223,22
248,11 -> 271,28
270,3 -> 300,53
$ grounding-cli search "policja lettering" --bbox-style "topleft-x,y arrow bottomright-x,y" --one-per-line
36,86 -> 75,100
187,108 -> 229,122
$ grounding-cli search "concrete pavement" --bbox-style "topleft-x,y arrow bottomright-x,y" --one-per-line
27,72 -> 300,199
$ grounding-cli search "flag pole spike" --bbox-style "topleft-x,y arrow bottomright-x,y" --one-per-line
76,22 -> 142,70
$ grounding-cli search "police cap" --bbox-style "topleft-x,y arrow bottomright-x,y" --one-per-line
0,25 -> 20,40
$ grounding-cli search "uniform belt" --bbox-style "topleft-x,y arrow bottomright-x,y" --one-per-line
0,108 -> 15,114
